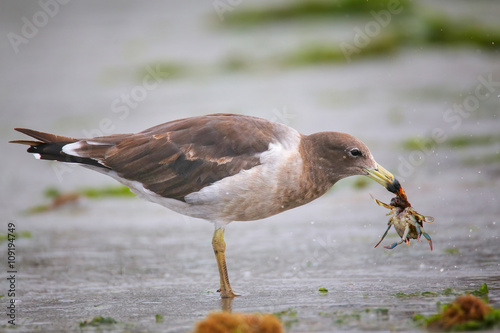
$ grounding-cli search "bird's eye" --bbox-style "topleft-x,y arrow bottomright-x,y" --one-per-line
349,148 -> 362,157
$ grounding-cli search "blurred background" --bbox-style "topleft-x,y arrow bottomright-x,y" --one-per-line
1,0 -> 499,331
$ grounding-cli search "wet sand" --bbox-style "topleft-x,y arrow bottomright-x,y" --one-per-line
1,1 -> 499,331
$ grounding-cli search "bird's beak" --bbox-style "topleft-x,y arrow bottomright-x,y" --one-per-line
364,163 -> 401,194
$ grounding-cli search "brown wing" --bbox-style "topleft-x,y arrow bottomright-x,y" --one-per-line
73,114 -> 281,201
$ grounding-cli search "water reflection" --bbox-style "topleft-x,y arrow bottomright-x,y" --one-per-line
220,297 -> 234,312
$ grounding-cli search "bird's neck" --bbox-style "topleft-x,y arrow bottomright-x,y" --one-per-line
283,135 -> 337,204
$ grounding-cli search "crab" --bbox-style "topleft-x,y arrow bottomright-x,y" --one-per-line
372,188 -> 434,251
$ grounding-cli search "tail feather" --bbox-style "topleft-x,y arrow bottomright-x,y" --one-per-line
10,128 -> 109,169
9,140 -> 42,146
13,128 -> 77,143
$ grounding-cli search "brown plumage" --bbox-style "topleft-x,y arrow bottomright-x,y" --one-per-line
13,114 -> 279,201
10,113 -> 400,298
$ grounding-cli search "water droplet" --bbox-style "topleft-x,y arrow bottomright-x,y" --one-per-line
440,268 -> 444,272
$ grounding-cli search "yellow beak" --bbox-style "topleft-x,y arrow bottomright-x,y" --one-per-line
364,163 -> 401,194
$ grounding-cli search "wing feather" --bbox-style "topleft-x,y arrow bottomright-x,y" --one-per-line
101,114 -> 285,201
13,114 -> 294,202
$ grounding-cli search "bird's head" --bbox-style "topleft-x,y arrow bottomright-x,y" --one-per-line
306,132 -> 401,194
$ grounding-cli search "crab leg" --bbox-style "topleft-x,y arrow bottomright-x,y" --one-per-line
415,224 -> 422,240
408,215 -> 422,241
414,212 -> 434,224
384,223 -> 410,250
384,239 -> 404,249
400,223 -> 410,242
374,223 -> 393,248
370,195 -> 394,210
422,232 -> 433,251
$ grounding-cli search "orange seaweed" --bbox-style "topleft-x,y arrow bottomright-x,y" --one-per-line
428,294 -> 492,331
193,312 -> 283,333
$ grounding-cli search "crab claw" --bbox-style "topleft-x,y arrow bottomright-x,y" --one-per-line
424,216 -> 435,223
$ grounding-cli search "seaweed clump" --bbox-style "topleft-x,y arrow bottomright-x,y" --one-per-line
415,294 -> 500,331
193,312 -> 283,333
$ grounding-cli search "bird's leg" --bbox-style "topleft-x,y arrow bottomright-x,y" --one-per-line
212,227 -> 238,298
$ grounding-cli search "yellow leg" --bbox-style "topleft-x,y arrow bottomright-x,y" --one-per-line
212,227 -> 238,298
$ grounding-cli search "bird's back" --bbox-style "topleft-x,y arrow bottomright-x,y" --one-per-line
13,114 -> 311,222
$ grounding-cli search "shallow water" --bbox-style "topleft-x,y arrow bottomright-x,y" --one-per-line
1,1 -> 500,331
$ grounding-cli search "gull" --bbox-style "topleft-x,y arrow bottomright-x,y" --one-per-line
10,113 -> 400,298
